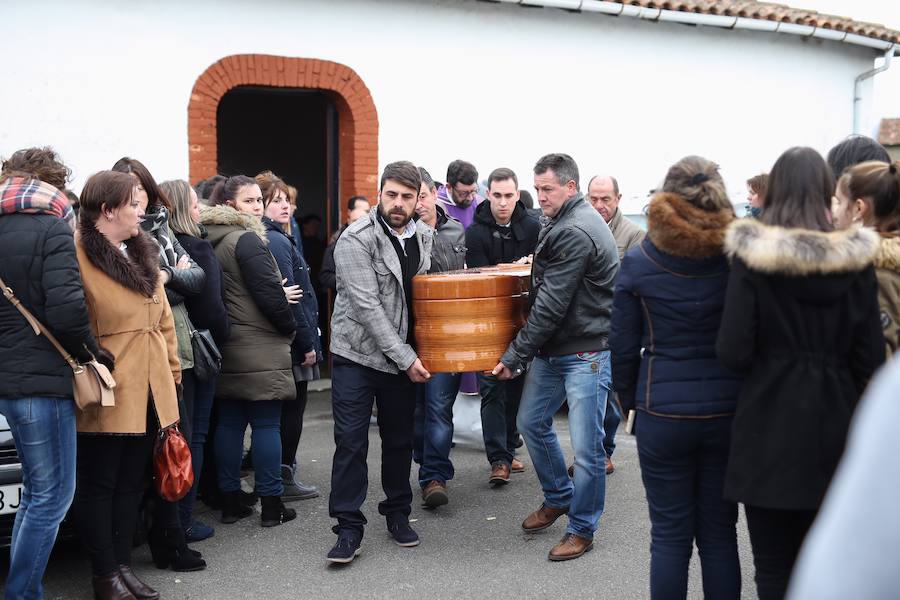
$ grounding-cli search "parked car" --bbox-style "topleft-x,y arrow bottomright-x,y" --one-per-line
0,414 -> 23,548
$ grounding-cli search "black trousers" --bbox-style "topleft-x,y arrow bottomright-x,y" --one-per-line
744,504 -> 817,600
71,433 -> 154,576
478,372 -> 524,466
281,380 -> 309,466
328,356 -> 416,538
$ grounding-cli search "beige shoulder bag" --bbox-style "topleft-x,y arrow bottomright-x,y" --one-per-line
0,276 -> 116,410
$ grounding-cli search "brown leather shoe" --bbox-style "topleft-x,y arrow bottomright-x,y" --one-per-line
521,503 -> 569,532
118,566 -> 159,600
489,462 -> 511,486
422,480 -> 448,508
548,533 -> 594,561
606,457 -> 615,475
511,458 -> 525,473
92,571 -> 138,600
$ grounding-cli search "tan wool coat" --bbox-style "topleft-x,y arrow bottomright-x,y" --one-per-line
75,226 -> 181,434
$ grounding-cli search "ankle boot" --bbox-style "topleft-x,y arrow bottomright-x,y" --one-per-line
92,571 -> 137,600
260,495 -> 297,527
220,490 -> 253,524
117,565 -> 159,600
147,527 -> 207,572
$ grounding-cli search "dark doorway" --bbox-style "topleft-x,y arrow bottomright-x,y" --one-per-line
217,86 -> 339,363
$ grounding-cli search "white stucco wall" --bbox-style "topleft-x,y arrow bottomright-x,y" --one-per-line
1,0 -> 878,212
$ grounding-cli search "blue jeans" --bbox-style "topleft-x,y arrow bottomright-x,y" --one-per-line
416,372 -> 461,487
636,411 -> 740,600
215,399 -> 283,497
517,352 -> 610,540
178,376 -> 216,527
0,397 -> 76,600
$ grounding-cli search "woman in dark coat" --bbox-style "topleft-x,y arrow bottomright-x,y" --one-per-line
258,171 -> 322,502
610,156 -> 742,600
716,147 -> 886,600
202,175 -> 297,527
0,148 -> 111,600
161,179 -> 231,543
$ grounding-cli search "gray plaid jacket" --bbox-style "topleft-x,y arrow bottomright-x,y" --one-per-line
330,208 -> 434,373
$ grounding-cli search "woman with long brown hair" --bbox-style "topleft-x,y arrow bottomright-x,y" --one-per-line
717,147 -> 886,600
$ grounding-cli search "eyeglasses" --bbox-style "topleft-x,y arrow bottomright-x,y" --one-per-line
452,186 -> 478,200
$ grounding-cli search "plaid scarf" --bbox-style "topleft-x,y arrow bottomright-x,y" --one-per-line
0,177 -> 75,230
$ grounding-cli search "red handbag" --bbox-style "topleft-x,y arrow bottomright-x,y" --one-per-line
153,426 -> 194,501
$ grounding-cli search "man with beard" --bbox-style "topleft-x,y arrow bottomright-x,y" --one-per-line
327,161 -> 434,563
436,159 -> 482,229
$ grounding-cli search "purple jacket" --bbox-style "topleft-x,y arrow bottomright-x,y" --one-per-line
436,184 -> 482,230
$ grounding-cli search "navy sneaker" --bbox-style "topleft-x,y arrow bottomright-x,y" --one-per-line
388,521 -> 420,547
184,519 -> 215,542
327,533 -> 361,564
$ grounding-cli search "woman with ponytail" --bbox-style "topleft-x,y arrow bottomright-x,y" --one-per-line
610,156 -> 741,600
832,160 -> 900,355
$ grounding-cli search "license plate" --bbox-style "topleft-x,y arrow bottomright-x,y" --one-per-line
0,483 -> 22,515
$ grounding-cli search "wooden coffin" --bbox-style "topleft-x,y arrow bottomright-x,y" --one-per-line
413,264 -> 532,373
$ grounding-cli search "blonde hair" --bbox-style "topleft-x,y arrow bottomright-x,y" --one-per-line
661,155 -> 732,212
160,179 -> 201,237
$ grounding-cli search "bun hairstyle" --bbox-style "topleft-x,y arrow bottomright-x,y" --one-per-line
660,155 -> 732,212
839,160 -> 900,233
209,175 -> 256,207
255,170 -> 290,209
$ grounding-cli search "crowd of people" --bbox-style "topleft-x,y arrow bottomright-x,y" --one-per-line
0,134 -> 898,600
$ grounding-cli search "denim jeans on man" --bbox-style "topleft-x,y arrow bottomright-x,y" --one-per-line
215,398 -> 283,497
635,411 -> 741,600
517,351 -> 610,539
415,372 -> 460,488
477,372 -> 524,466
329,356 -> 416,538
0,396 -> 76,600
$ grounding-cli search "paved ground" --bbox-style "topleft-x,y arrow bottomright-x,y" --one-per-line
3,390 -> 757,599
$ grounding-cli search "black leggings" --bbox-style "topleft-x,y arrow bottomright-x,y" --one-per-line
71,433 -> 154,576
744,504 -> 818,600
280,380 -> 309,466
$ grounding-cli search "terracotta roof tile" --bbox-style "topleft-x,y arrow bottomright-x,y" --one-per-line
878,119 -> 900,146
609,1 -> 900,43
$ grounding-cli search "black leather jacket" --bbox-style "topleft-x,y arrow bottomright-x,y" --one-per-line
501,194 -> 619,372
428,205 -> 465,273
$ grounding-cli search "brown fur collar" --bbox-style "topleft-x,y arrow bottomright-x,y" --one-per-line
78,223 -> 160,297
725,219 -> 880,276
199,204 -> 268,243
874,234 -> 900,271
646,193 -> 734,259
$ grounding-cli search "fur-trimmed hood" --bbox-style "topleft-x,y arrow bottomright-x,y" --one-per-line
200,204 -> 268,246
725,219 -> 880,276
647,193 -> 734,259
77,223 -> 160,297
874,234 -> 900,272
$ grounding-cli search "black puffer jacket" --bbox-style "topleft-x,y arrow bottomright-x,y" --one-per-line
174,230 -> 231,346
501,194 -> 619,372
0,213 -> 103,398
466,200 -> 540,267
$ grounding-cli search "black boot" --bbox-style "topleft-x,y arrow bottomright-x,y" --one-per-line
260,496 -> 297,527
147,527 -> 207,572
220,490 -> 253,524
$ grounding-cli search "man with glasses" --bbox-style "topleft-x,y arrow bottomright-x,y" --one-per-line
436,159 -> 482,229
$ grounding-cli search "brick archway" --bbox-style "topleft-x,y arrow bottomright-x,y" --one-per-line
187,54 -> 378,206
